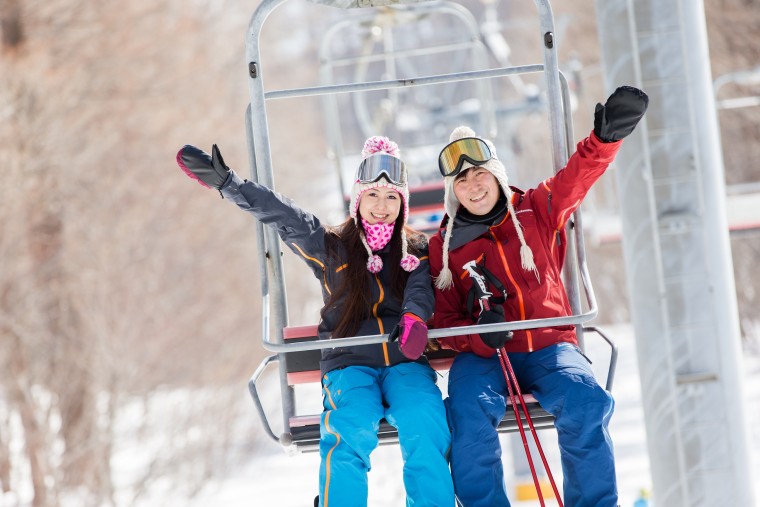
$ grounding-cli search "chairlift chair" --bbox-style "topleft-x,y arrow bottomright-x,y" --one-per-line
242,0 -> 618,453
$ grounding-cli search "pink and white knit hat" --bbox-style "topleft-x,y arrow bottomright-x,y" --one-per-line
350,136 -> 419,274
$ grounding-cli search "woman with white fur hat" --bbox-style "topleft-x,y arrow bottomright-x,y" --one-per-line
176,136 -> 454,507
429,86 -> 649,507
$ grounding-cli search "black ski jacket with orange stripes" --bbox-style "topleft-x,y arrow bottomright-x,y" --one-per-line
220,171 -> 434,375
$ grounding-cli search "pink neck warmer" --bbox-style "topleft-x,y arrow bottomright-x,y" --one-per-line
361,219 -> 395,251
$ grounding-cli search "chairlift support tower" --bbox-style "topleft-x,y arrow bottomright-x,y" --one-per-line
594,1 -> 756,505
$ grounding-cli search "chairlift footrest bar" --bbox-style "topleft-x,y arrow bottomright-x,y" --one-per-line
287,398 -> 554,453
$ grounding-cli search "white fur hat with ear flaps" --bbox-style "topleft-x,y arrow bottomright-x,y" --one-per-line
434,126 -> 539,290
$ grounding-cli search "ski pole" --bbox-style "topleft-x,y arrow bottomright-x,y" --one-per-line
497,349 -> 546,506
462,261 -> 562,504
499,350 -> 562,502
497,349 -> 564,507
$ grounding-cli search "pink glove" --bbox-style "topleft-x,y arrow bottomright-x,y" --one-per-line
388,313 -> 428,360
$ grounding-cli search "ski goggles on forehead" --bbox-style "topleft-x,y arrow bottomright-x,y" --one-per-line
438,137 -> 493,177
355,153 -> 406,186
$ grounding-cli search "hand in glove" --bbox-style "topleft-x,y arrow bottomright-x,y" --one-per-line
593,86 -> 649,143
176,144 -> 231,190
477,304 -> 513,350
388,313 -> 429,360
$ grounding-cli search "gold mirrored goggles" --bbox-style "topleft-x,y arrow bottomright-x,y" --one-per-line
438,137 -> 493,177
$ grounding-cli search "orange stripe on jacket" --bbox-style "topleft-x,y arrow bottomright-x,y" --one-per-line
493,233 -> 533,351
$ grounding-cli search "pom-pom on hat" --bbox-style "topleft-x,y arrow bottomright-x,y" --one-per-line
435,126 -> 538,290
351,136 -> 419,274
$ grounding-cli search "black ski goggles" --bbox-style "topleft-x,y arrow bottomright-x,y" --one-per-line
355,153 -> 406,186
438,137 -> 493,177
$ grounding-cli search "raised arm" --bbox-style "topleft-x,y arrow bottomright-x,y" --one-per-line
532,86 -> 649,230
176,144 -> 327,276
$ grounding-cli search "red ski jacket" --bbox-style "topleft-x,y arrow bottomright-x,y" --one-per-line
429,131 -> 622,357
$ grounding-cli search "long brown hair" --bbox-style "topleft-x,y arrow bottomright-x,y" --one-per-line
321,212 -> 424,338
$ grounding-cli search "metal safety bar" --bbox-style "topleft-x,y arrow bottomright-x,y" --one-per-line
255,310 -> 594,353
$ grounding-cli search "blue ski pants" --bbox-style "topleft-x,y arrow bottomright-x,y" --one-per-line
446,343 -> 617,507
318,362 -> 454,507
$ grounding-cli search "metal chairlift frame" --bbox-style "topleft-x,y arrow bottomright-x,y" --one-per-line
318,1 -> 497,202
243,0 -> 618,451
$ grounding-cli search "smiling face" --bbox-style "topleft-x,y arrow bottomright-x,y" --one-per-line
358,186 -> 402,225
453,166 -> 501,216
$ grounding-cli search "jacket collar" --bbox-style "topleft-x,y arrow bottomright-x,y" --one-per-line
438,188 -> 523,251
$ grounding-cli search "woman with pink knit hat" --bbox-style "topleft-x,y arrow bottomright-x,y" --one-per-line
429,86 -> 648,507
176,136 -> 454,507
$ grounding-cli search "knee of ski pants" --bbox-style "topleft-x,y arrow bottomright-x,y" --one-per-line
551,372 -> 614,436
555,384 -> 615,433
321,367 -> 383,465
520,343 -> 613,420
446,353 -> 507,432
382,362 -> 447,436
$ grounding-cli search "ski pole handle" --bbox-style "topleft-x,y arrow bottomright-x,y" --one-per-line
463,260 -> 492,311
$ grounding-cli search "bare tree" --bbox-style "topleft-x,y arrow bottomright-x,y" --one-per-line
0,0 -> 273,504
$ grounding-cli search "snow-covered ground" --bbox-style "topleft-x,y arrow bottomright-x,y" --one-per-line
177,323 -> 760,507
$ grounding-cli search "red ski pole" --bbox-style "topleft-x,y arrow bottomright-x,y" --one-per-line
497,349 -> 564,507
498,349 -> 546,506
462,261 -> 562,505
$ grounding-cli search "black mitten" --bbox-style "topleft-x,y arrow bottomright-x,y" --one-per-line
593,86 -> 649,142
477,304 -> 513,350
176,144 -> 231,190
